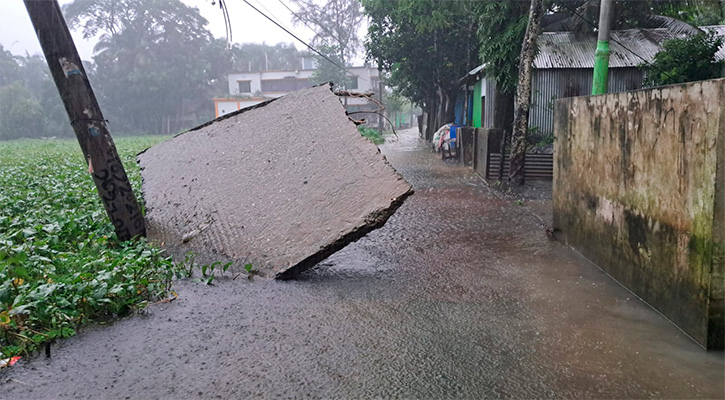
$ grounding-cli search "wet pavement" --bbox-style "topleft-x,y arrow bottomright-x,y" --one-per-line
3,128 -> 724,399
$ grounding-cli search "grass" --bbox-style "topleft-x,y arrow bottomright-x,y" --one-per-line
0,136 -> 183,358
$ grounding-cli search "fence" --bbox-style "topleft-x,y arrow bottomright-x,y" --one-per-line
473,128 -> 553,181
486,153 -> 554,181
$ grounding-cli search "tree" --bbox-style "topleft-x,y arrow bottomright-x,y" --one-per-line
474,0 -> 707,182
0,45 -> 72,140
0,46 -> 23,87
644,30 -> 724,86
290,0 -> 363,62
290,0 -> 364,89
308,45 -> 352,91
0,83 -> 45,140
228,42 -> 302,73
544,1 -> 704,35
383,90 -> 405,128
364,0 -> 480,140
476,1 -> 531,96
64,0 -> 220,134
509,0 -> 544,186
657,0 -> 725,25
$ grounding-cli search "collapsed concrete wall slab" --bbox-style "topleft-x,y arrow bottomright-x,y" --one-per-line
553,78 -> 724,349
138,84 -> 413,279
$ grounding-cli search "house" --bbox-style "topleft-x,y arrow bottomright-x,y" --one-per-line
213,57 -> 382,124
464,25 -> 725,136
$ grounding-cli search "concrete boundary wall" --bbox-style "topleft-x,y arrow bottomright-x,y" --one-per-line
553,79 -> 724,349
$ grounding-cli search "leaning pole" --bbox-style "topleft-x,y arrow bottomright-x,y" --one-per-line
23,0 -> 146,241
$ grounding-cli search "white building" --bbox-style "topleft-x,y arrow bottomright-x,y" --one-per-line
213,57 -> 381,119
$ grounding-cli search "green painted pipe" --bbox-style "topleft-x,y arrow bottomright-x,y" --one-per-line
592,41 -> 610,95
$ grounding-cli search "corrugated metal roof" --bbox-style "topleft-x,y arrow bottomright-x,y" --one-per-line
534,26 -> 725,69
468,64 -> 486,76
704,25 -> 725,61
459,63 -> 488,84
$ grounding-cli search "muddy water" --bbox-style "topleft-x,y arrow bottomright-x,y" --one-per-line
4,128 -> 724,399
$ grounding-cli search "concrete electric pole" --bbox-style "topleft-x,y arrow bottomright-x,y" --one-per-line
592,0 -> 613,95
24,0 -> 146,241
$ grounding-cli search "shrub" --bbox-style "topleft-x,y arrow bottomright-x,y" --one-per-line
643,31 -> 724,87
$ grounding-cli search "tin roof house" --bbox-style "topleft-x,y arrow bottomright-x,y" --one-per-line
463,25 -> 725,136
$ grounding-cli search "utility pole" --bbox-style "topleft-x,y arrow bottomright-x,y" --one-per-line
24,0 -> 146,241
592,0 -> 613,95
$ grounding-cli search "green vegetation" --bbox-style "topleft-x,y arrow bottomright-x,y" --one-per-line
358,125 -> 385,145
644,31 -> 724,87
0,48 -> 72,141
364,0 -> 480,133
292,0 -> 364,91
0,136 -> 182,358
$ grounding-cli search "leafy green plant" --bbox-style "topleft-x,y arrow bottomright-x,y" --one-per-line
358,125 -> 385,145
0,136 -> 186,358
643,31 -> 725,87
197,260 -> 233,285
180,251 -> 241,285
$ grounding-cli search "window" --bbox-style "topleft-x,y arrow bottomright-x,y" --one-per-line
261,77 -> 298,92
261,77 -> 312,93
296,79 -> 312,90
302,57 -> 317,70
346,76 -> 358,90
237,80 -> 251,93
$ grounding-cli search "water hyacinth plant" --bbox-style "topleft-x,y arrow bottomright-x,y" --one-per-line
0,137 -> 183,357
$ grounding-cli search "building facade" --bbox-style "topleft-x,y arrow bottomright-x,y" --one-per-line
213,61 -> 381,119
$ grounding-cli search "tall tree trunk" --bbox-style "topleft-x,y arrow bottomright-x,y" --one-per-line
445,91 -> 456,124
436,87 -> 446,129
509,0 -> 544,186
426,94 -> 437,141
462,20 -> 475,126
493,86 -> 515,131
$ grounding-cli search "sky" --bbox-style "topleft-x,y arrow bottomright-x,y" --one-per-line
0,0 -> 367,63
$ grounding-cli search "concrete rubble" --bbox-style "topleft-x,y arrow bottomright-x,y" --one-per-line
137,84 -> 413,279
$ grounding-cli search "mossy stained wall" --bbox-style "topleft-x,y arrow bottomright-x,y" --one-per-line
553,79 -> 724,349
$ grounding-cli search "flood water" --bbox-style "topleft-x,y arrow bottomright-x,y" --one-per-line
4,128 -> 724,399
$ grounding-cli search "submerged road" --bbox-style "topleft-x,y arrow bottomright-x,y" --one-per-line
4,128 -> 724,399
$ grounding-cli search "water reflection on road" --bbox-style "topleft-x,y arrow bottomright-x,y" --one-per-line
5,128 -> 724,399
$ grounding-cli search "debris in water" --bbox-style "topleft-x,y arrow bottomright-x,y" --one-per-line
0,356 -> 21,368
138,84 -> 413,279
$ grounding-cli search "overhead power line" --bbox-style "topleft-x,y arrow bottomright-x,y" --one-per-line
276,0 -> 339,49
218,0 -> 233,45
239,0 -> 369,82
286,0 -> 346,47
252,0 -> 294,33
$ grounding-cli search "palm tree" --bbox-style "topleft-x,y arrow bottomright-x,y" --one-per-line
542,0 -> 708,35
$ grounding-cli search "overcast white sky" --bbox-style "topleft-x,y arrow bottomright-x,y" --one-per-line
1,0 -> 367,63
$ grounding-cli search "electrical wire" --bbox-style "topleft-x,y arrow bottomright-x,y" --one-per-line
251,0 -> 294,34
239,0 -> 369,82
276,0 -> 339,49
286,0 -> 346,46
276,0 -> 369,82
218,0 -> 232,46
